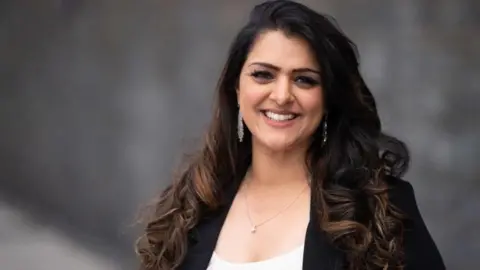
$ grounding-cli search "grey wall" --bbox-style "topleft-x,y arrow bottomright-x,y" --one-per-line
0,0 -> 478,269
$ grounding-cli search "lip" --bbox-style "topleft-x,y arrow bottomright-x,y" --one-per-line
261,110 -> 299,128
261,109 -> 300,115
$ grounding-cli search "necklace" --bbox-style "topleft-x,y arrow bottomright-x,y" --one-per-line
243,181 -> 309,234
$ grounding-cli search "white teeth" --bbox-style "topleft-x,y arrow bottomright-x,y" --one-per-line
264,111 -> 296,121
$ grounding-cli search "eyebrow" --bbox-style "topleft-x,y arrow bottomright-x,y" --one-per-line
248,62 -> 320,74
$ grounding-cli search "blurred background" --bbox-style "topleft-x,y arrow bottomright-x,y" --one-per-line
0,0 -> 478,269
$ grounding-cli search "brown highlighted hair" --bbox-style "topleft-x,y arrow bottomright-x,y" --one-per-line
136,1 -> 410,269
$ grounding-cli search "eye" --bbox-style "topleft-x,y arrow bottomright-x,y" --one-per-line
294,76 -> 320,88
249,70 -> 274,84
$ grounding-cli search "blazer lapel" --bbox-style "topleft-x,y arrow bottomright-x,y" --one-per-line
302,221 -> 345,270
302,188 -> 345,270
179,181 -> 239,270
179,214 -> 226,270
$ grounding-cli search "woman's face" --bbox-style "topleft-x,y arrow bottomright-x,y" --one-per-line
237,30 -> 325,153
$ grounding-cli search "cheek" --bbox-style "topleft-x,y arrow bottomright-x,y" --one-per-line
298,95 -> 324,134
238,77 -> 266,108
242,92 -> 265,108
302,90 -> 324,119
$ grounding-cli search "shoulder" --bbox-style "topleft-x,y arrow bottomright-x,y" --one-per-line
384,175 -> 446,270
384,175 -> 419,215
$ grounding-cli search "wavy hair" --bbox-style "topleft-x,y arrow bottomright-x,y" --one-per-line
136,1 -> 410,269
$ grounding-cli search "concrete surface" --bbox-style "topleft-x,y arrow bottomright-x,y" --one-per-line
0,201 -> 121,270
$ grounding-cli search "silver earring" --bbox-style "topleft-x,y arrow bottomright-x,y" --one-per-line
322,115 -> 328,147
237,108 -> 244,142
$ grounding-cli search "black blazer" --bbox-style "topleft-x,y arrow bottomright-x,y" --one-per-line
179,176 -> 445,270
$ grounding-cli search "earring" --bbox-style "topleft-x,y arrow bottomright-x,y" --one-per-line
321,115 -> 328,147
237,106 -> 244,142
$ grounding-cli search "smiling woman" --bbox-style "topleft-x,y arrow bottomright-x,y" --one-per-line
135,1 -> 445,270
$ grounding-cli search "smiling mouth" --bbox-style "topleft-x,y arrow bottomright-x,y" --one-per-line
261,110 -> 299,121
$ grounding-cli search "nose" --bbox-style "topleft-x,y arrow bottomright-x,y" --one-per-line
270,76 -> 293,105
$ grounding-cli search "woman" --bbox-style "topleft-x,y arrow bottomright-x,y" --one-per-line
136,1 -> 445,269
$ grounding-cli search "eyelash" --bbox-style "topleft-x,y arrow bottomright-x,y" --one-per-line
296,76 -> 319,86
250,70 -> 273,80
249,70 -> 320,87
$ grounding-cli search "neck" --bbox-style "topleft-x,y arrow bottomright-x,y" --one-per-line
248,139 -> 310,187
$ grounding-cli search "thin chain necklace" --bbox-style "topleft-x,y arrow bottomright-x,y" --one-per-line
243,180 -> 309,234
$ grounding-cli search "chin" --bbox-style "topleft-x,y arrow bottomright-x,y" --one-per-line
256,137 -> 298,153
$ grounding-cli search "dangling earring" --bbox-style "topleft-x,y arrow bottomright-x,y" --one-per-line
237,105 -> 244,142
321,114 -> 328,147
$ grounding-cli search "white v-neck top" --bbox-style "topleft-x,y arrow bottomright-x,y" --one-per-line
206,245 -> 304,270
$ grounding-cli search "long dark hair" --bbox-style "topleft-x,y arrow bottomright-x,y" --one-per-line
136,1 -> 410,269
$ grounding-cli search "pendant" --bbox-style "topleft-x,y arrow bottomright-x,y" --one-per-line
251,226 -> 257,233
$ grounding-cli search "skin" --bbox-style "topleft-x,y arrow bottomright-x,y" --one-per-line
213,30 -> 325,263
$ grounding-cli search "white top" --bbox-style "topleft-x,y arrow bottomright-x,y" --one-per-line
207,245 -> 304,270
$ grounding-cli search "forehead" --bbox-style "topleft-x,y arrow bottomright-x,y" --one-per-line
245,30 -> 319,70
